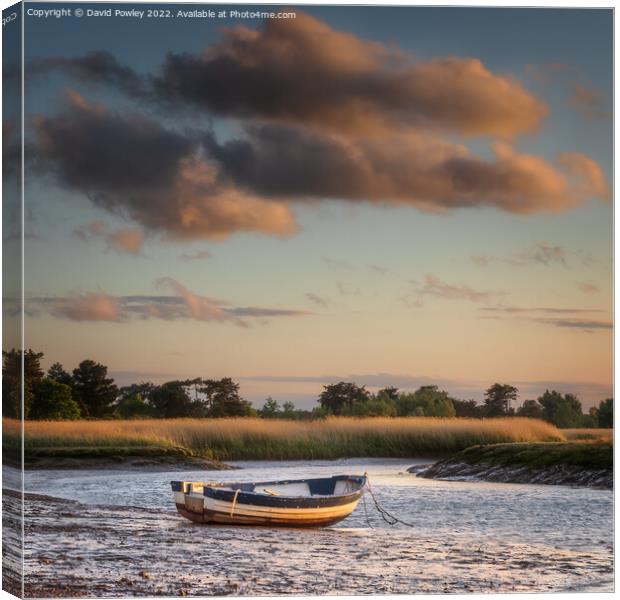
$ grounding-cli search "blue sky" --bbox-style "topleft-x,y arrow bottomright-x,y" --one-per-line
6,4 -> 613,408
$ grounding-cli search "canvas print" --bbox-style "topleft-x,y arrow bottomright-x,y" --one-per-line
2,2 -> 614,597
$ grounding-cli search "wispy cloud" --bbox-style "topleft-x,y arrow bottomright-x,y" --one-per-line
526,62 -> 610,120
414,274 -> 499,303
368,264 -> 390,275
323,256 -> 355,270
471,242 -> 568,268
337,281 -> 361,296
305,293 -> 330,308
480,306 -> 610,333
21,278 -> 312,327
179,249 -> 212,261
577,281 -> 600,294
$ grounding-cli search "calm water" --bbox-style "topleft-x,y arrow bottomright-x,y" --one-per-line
18,459 -> 615,595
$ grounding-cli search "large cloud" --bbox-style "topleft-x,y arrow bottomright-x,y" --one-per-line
26,13 -> 609,238
209,124 -> 608,213
153,13 -> 546,138
33,93 -> 297,240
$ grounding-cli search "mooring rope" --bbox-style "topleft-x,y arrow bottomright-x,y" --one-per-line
364,474 -> 416,528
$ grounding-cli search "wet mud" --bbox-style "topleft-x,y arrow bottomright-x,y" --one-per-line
7,487 -> 614,597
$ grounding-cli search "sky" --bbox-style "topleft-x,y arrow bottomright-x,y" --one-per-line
3,3 -> 613,409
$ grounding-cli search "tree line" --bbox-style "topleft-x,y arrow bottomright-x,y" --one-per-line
1,349 -> 613,428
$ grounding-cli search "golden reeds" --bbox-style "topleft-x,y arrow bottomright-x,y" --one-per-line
5,416 -> 566,460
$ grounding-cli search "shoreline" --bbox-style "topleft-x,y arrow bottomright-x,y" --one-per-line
415,442 -> 613,489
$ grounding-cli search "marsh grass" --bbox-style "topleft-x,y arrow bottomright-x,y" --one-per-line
561,428 -> 613,442
5,417 -> 565,461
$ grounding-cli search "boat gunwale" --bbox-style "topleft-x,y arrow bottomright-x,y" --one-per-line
172,474 -> 367,508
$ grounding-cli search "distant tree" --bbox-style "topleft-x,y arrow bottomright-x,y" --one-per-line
538,390 -> 582,428
396,386 -> 456,418
2,349 -> 44,418
150,381 -> 195,418
516,399 -> 544,419
377,387 -> 399,401
260,397 -> 281,417
201,378 -> 255,417
116,393 -> 153,419
483,383 -> 518,417
579,407 -> 599,428
597,398 -> 613,429
30,378 -> 81,420
72,360 -> 118,418
318,382 -> 370,415
452,399 -> 482,418
47,362 -> 73,387
282,401 -> 296,414
118,382 -> 156,404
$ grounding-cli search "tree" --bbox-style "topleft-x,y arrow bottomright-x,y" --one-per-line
2,348 -> 44,418
350,396 -> 397,417
118,382 -> 156,404
150,381 -> 195,418
377,387 -> 399,401
516,399 -> 543,419
72,360 -> 118,418
483,383 -> 518,417
452,399 -> 482,418
201,378 -> 255,417
115,393 -> 153,419
396,386 -> 456,417
47,362 -> 73,387
30,378 -> 81,420
318,382 -> 370,415
260,397 -> 281,417
597,398 -> 613,428
282,401 -> 296,414
538,390 -> 582,428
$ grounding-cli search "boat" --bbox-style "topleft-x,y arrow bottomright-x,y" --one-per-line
171,474 -> 367,527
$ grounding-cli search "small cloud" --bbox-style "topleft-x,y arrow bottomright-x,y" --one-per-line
569,82 -> 610,120
368,264 -> 390,275
226,307 -> 313,317
577,281 -> 600,294
535,317 -> 612,332
480,306 -> 610,333
415,274 -> 499,303
470,255 -> 491,267
52,293 -> 123,322
323,257 -> 355,270
305,293 -> 330,308
401,294 -> 424,309
520,242 -> 567,266
74,220 -> 145,255
337,281 -> 361,296
180,249 -> 212,261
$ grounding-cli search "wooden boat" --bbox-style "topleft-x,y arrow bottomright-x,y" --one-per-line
171,474 -> 367,527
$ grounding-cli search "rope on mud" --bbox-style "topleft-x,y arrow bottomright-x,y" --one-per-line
364,474 -> 416,528
361,491 -> 373,528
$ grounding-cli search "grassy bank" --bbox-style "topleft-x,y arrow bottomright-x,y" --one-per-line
448,441 -> 612,470
4,416 -> 564,462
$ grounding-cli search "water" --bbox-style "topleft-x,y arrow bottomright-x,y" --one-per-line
15,459 -> 615,595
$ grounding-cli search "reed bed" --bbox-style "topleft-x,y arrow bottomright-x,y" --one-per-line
5,417 -> 565,461
561,428 -> 613,442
